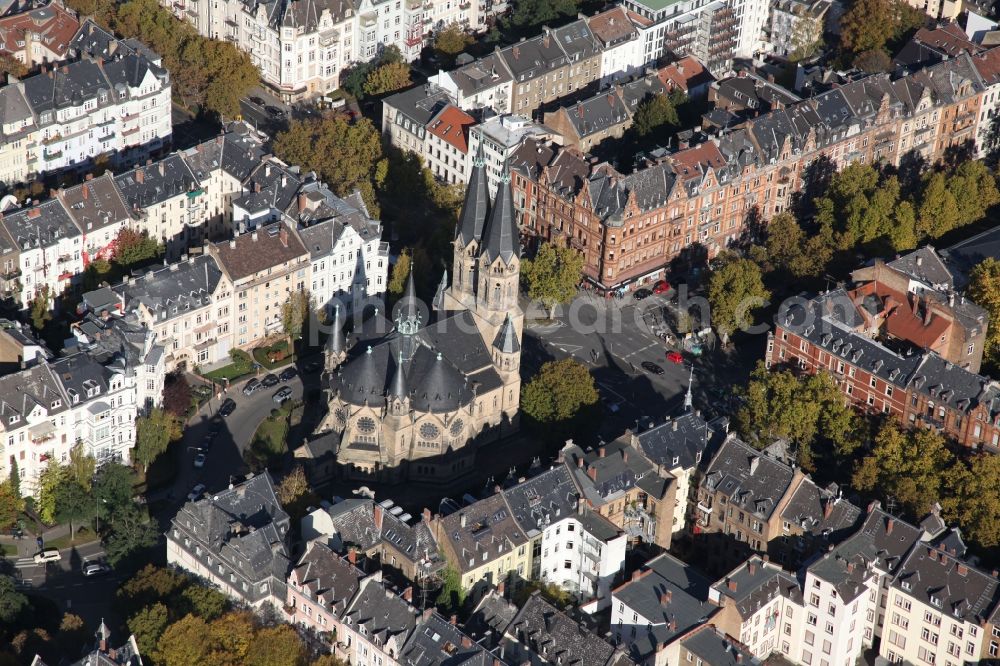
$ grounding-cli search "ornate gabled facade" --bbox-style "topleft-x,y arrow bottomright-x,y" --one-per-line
319,156 -> 522,482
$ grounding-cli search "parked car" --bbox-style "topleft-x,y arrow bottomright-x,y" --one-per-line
187,483 -> 206,502
248,95 -> 265,106
193,452 -> 206,468
266,105 -> 285,118
34,548 -> 61,564
653,280 -> 672,295
666,351 -> 684,364
261,373 -> 280,388
219,398 -> 237,417
641,361 -> 665,375
243,378 -> 260,396
82,560 -> 111,577
273,387 -> 293,404
279,367 -> 297,382
633,288 -> 653,300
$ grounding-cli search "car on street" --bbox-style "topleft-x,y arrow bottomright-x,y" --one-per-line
666,351 -> 684,364
279,367 -> 297,382
653,280 -> 672,295
193,452 -> 206,468
266,105 -> 285,118
641,361 -> 665,375
219,398 -> 237,417
261,373 -> 280,388
273,387 -> 293,404
82,560 -> 111,577
34,548 -> 61,564
243,378 -> 261,395
633,288 -> 652,300
187,483 -> 206,502
248,96 -> 265,106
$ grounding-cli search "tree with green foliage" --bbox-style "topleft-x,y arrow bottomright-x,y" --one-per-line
181,585 -> 229,622
105,504 -> 159,565
57,613 -> 89,659
0,480 -> 23,531
276,465 -> 318,521
246,625 -> 307,666
113,228 -> 162,268
54,477 -> 96,541
840,0 -> 894,52
521,242 -> 584,318
0,54 -> 27,79
736,362 -> 862,471
522,358 -> 599,424
67,441 -> 95,492
134,408 -> 182,472
37,459 -> 66,524
0,575 -> 27,623
707,255 -> 769,345
94,462 -> 136,524
434,23 -> 473,64
207,611 -> 257,666
436,565 -> 466,611
942,454 -> 1000,548
119,564 -> 187,614
853,48 -> 892,72
9,459 -> 19,498
29,286 -> 51,332
632,92 -> 681,138
754,212 -> 831,279
917,172 -> 960,239
281,289 -> 310,343
363,61 -> 412,96
128,602 -> 170,657
508,0 -> 577,31
273,116 -> 385,216
948,160 -> 1000,228
853,422 -> 952,518
514,580 -> 575,607
968,258 -> 1000,369
387,249 -> 412,299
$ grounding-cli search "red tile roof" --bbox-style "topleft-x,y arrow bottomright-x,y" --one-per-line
426,104 -> 475,154
912,23 -> 983,58
659,56 -> 713,93
0,3 -> 79,62
669,142 -> 727,181
587,7 -> 636,46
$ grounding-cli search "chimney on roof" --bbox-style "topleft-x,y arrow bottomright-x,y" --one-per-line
254,181 -> 261,193
599,446 -> 606,458
229,239 -> 236,249
576,456 -> 584,468
374,503 -> 384,529
887,518 -> 894,535
422,507 -> 432,523
824,499 -> 834,519
136,169 -> 144,184
402,586 -> 413,602
82,186 -> 89,201
347,547 -> 357,565
460,512 -> 467,528
735,654 -> 743,664
660,589 -> 672,605
297,192 -> 307,214
632,569 -> 643,582
498,580 -> 506,597
462,636 -> 473,648
727,579 -> 737,592
158,162 -> 164,177
279,226 -> 289,248
587,466 -> 597,481
748,560 -> 756,576
251,231 -> 258,242
450,614 -> 457,626
85,173 -> 93,182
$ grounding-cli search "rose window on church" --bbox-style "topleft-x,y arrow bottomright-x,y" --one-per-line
420,423 -> 440,440
450,419 -> 464,436
357,417 -> 376,434
335,408 -> 347,424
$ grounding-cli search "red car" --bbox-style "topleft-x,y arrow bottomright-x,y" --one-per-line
666,351 -> 684,364
653,280 -> 672,294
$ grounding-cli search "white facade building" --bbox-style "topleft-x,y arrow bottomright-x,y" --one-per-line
467,114 -> 558,194
538,512 -> 626,613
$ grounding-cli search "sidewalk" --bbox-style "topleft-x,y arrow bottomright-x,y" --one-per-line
0,522 -> 74,559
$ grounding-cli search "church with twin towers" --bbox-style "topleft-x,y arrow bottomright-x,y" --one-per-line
318,154 -> 524,482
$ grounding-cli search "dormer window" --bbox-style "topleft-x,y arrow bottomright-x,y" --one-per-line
7,415 -> 17,425
51,400 -> 61,409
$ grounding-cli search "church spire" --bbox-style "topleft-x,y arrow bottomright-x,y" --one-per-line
432,269 -> 448,312
480,163 -> 519,264
492,313 -> 520,353
455,143 -> 490,247
396,270 -> 421,335
389,349 -> 407,400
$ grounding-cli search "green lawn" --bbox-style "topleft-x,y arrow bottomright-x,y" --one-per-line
252,342 -> 296,370
203,363 -> 254,382
245,402 -> 292,470
44,527 -> 99,551
0,543 -> 16,556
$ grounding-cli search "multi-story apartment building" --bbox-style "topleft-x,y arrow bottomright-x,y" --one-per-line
560,439 -> 677,550
209,221 -> 310,347
501,465 -> 627,612
335,572 -> 419,665
55,173 -> 131,266
467,114 -> 558,195
0,1 -> 80,69
512,53 -> 988,295
768,288 -> 1000,450
974,46 -> 1000,158
167,472 -> 292,609
2,198 -> 83,307
610,553 -> 716,666
768,0 -> 830,59
93,254 -> 231,371
587,7 -> 643,86
428,50 -> 513,113
0,83 -> 39,185
423,103 -> 475,185
285,540 -> 366,638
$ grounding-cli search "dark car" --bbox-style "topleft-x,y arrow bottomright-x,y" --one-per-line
641,360 -> 665,375
219,398 -> 237,417
261,373 -> 280,388
633,288 -> 653,300
243,378 -> 261,395
266,105 -> 285,118
279,367 -> 297,382
247,95 -> 265,106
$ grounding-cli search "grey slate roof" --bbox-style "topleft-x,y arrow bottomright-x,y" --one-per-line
710,556 -> 802,619
440,492 -> 529,574
384,83 -> 451,127
341,575 -> 420,647
679,626 -> 759,666
289,540 -> 365,617
502,465 -> 580,537
702,436 -> 794,522
0,361 -> 67,423
505,594 -> 633,666
456,149 -> 490,247
111,254 -> 222,321
632,411 -> 712,471
562,439 -> 666,507
779,479 -> 861,542
465,590 -> 519,647
115,154 -> 198,211
235,160 -> 302,216
49,352 -> 116,407
893,545 -> 1000,624
2,198 -> 79,250
492,315 -> 519,353
480,174 -> 519,264
886,246 -> 955,290
612,554 -> 714,659
60,172 -> 131,234
447,52 -> 513,96
169,472 -> 291,605
402,612 -> 495,666
559,91 -> 630,139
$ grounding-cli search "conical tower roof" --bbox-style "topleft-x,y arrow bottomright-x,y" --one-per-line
328,303 -> 346,354
492,313 -> 520,353
455,144 -> 490,247
388,349 -> 407,400
481,164 -> 519,264
432,269 -> 448,311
